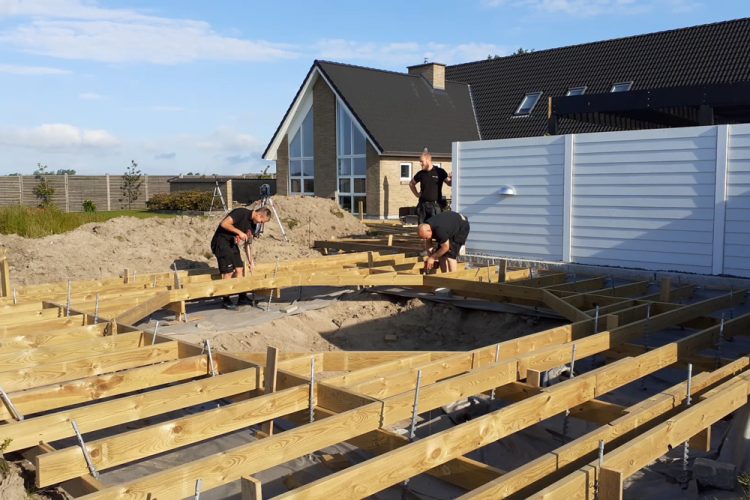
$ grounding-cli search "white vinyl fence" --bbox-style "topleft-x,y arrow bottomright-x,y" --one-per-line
452,123 -> 750,278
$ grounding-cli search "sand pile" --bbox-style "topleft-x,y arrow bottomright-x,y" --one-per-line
0,196 -> 366,285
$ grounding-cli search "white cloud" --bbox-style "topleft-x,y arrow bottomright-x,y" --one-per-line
0,63 -> 70,75
194,127 -> 261,153
315,40 -> 508,66
0,123 -> 120,151
0,0 -> 297,64
78,92 -> 104,100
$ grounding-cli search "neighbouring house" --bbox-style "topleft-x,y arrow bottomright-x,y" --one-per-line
265,17 -> 750,218
262,61 -> 480,219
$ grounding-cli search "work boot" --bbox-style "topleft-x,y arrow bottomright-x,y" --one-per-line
237,293 -> 254,306
221,297 -> 238,310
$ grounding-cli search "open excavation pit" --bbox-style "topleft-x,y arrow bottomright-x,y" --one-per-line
1,246 -> 750,499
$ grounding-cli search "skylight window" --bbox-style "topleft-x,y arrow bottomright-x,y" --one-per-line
611,81 -> 633,92
514,92 -> 542,116
566,86 -> 587,96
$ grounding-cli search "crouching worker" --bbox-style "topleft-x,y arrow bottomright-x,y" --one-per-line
417,211 -> 470,273
210,206 -> 272,310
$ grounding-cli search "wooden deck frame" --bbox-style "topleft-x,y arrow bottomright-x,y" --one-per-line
0,251 -> 748,499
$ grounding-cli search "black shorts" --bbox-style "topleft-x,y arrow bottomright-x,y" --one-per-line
446,219 -> 470,259
417,201 -> 441,224
211,236 -> 243,274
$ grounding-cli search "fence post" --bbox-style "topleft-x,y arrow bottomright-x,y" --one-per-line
144,174 -> 149,208
18,176 -> 22,205
226,180 -> 233,210
106,174 -> 111,211
562,134 -> 575,264
712,124 -> 729,275
64,173 -> 70,212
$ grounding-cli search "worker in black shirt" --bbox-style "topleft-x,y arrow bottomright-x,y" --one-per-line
210,206 -> 272,310
409,150 -> 452,225
417,211 -> 470,273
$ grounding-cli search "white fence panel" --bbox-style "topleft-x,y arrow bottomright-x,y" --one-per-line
724,123 -> 750,278
454,123 -> 750,277
571,127 -> 717,274
454,136 -> 565,261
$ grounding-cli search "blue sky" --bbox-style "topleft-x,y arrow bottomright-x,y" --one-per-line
0,0 -> 747,175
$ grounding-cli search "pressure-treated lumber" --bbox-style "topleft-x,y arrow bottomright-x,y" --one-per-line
36,384 -> 310,486
0,355 -> 208,421
459,356 -> 750,498
261,345 -> 279,435
0,341 -> 179,392
2,366 -> 258,452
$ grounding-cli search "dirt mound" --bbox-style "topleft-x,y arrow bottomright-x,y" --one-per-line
0,196 -> 366,286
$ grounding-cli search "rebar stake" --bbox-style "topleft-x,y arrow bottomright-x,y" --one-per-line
151,320 -> 160,345
490,344 -> 500,400
267,257 -> 279,312
408,370 -> 423,441
309,356 -> 316,423
681,363 -> 694,489
716,313 -> 725,368
595,439 -> 605,498
562,344 -> 577,442
66,280 -> 72,318
0,385 -> 24,421
71,419 -> 99,478
203,339 -> 217,376
12,287 -> 17,305
94,293 -> 100,325
194,478 -> 203,500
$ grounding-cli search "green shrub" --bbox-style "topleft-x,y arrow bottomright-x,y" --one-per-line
82,199 -> 96,213
146,191 -> 214,211
283,217 -> 300,229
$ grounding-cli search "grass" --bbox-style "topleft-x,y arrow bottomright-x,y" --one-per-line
0,206 -> 176,238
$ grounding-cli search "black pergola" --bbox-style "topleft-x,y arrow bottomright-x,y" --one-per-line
547,81 -> 750,134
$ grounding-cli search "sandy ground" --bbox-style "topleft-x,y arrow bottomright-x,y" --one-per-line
0,195 -> 366,285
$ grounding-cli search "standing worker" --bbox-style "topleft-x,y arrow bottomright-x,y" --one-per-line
409,149 -> 452,224
210,206 -> 272,310
417,211 -> 470,273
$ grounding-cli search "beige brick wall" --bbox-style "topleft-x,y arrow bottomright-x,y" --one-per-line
276,135 -> 289,195
379,156 -> 452,219
313,78 -> 337,199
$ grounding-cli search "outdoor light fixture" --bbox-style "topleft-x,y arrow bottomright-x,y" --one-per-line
497,185 -> 517,196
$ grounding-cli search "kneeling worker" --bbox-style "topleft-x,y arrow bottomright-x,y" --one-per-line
210,206 -> 272,310
417,211 -> 470,273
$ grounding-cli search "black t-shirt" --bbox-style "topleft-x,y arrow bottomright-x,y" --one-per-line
413,167 -> 448,202
428,211 -> 464,244
213,208 -> 258,244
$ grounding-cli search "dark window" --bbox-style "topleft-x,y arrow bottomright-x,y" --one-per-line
611,82 -> 633,92
514,92 -> 542,116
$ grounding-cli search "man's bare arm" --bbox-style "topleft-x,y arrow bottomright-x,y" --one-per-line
409,180 -> 420,198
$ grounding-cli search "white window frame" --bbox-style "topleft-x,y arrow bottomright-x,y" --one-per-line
610,81 -> 633,92
288,107 -> 314,196
336,100 -> 367,215
566,86 -> 587,96
513,91 -> 542,116
400,162 -> 412,181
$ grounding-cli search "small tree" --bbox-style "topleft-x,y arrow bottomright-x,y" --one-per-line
120,160 -> 143,209
33,163 -> 55,208
55,168 -> 76,175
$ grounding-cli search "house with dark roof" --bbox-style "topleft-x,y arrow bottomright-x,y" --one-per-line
264,18 -> 750,218
263,61 -> 480,218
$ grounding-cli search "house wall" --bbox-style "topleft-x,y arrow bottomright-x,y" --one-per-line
276,135 -> 289,196
454,124 -> 750,278
378,157 -> 453,219
313,78 -> 337,199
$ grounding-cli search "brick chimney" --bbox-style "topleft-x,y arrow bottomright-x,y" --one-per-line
407,62 -> 446,90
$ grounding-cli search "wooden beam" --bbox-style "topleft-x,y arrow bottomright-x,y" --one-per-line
241,475 -> 263,500
2,366 -> 258,452
261,346 -> 279,436
36,385 -> 309,486
0,341 -> 179,392
0,248 -> 11,298
0,355 -> 207,421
